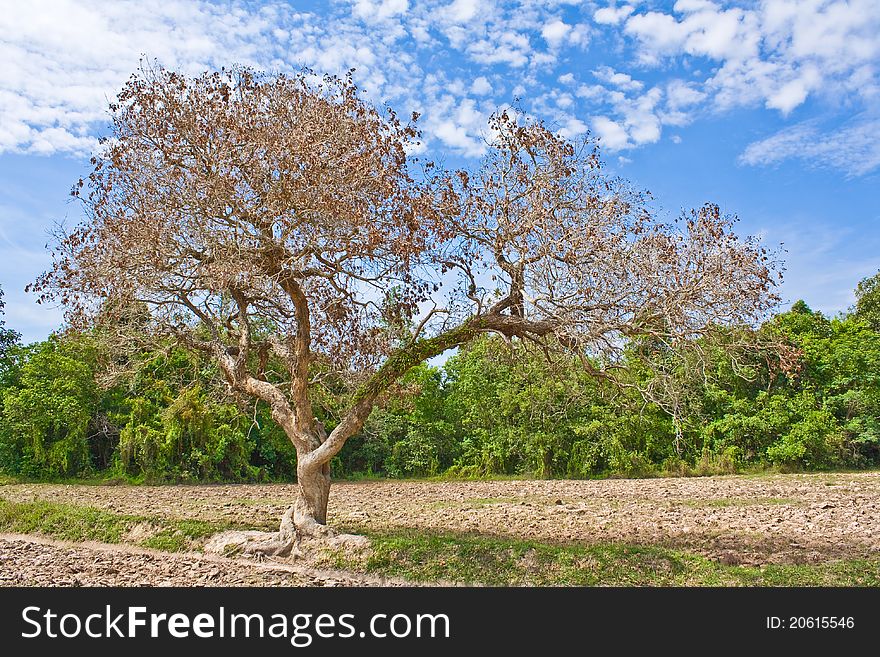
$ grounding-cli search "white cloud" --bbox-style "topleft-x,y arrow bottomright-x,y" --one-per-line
424,94 -> 488,156
352,0 -> 409,21
578,80 -> 664,149
665,79 -> 705,109
434,120 -> 479,152
739,115 -> 880,177
558,116 -> 588,139
575,84 -> 605,101
555,93 -> 574,109
470,76 -> 493,95
658,78 -> 705,126
541,19 -> 571,47
443,0 -> 479,23
0,0 -> 552,161
593,66 -> 643,92
621,86 -> 662,144
625,5 -> 759,62
592,116 -> 629,150
593,4 -> 634,26
566,23 -> 591,48
765,66 -> 821,115
467,30 -> 532,67
623,0 -> 880,116
624,11 -> 688,56
674,0 -> 716,11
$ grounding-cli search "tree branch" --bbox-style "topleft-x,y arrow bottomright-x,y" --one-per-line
302,311 -> 558,467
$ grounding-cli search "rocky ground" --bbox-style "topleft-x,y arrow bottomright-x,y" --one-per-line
3,471 -> 879,569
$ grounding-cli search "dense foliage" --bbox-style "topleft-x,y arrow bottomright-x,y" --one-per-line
2,273 -> 880,481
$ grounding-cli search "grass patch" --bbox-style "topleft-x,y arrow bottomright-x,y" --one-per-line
326,528 -> 880,587
0,498 -> 132,543
0,498 -> 235,552
138,519 -> 225,551
0,473 -> 147,486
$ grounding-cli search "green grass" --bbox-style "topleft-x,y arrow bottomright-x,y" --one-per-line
0,472 -> 295,486
0,472 -> 147,486
325,528 -> 880,587
0,498 -> 234,551
137,519 -> 227,551
0,498 -> 133,543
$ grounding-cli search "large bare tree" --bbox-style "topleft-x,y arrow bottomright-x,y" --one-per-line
32,65 -> 780,554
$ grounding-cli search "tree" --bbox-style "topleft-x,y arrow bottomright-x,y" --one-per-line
855,270 -> 880,330
2,336 -> 98,477
0,285 -> 21,387
31,65 -> 780,554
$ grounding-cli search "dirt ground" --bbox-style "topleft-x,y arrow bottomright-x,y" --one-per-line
0,533 -> 411,587
3,471 -> 879,571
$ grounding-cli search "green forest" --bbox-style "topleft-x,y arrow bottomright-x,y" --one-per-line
2,270 -> 880,483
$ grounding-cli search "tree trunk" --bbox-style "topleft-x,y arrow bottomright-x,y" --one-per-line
542,448 -> 553,479
203,456 -> 335,557
292,459 -> 331,535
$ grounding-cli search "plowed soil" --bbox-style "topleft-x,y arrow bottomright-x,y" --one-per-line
0,533 -> 411,587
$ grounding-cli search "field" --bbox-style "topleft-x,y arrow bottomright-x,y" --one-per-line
2,472 -> 879,587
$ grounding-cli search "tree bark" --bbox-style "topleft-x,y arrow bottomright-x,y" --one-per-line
292,458 -> 331,535
542,448 -> 553,479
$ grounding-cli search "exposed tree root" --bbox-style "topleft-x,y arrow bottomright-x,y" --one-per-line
204,506 -> 369,560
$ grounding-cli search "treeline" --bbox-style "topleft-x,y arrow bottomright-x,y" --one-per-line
1,274 -> 880,482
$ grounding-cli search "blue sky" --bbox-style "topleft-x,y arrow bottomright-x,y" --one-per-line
1,0 -> 879,343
